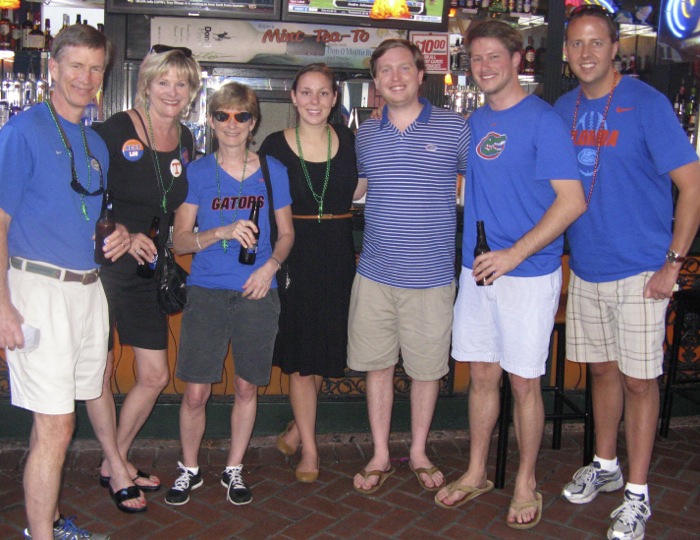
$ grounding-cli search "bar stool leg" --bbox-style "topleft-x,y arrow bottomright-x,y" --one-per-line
552,323 -> 566,450
660,302 -> 684,439
495,373 -> 511,489
583,364 -> 594,465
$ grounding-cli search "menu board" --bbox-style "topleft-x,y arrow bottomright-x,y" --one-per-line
106,0 -> 281,21
283,0 -> 449,32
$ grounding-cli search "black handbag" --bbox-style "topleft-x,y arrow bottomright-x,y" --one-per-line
156,244 -> 188,315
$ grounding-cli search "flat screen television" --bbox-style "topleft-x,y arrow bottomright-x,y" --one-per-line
106,0 -> 281,21
282,0 -> 449,32
657,0 -> 700,61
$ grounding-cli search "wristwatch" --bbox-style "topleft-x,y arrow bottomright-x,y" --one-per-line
666,249 -> 686,265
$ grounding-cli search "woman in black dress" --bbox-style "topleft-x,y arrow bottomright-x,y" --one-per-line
259,64 -> 366,482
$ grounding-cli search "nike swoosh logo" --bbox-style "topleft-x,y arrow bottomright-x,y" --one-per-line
616,107 -> 634,113
55,150 -> 62,155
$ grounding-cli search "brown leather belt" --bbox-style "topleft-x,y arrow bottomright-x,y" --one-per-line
10,257 -> 100,285
292,213 -> 353,220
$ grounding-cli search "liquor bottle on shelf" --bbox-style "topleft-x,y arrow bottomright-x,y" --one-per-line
137,216 -> 160,279
675,79 -> 687,128
534,37 -> 546,76
97,23 -> 105,33
20,12 -> 33,50
10,10 -> 20,51
9,72 -> 21,116
22,73 -> 35,110
489,0 -> 507,13
61,14 -> 70,32
685,86 -> 697,136
523,36 -> 535,75
530,0 -> 538,14
523,0 -> 531,13
43,18 -> 53,52
0,10 -> 11,51
35,74 -> 48,104
515,0 -> 523,12
507,0 -> 515,12
26,13 -> 45,51
75,14 -> 82,25
239,199 -> 260,265
474,221 -> 492,286
451,38 -> 461,71
94,190 -> 116,266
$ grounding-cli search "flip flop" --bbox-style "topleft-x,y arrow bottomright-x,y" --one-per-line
276,420 -> 297,457
434,480 -> 494,509
353,466 -> 395,495
506,491 -> 543,530
410,465 -> 445,492
109,485 -> 147,514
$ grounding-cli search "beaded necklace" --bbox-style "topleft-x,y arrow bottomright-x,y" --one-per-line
46,100 -> 94,221
570,71 -> 619,207
295,124 -> 331,222
144,105 -> 182,213
216,148 -> 248,253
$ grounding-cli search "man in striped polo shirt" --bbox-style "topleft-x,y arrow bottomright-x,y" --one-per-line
348,38 -> 470,495
435,20 -> 585,529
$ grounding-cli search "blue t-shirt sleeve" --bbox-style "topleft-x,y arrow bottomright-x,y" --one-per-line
0,123 -> 33,217
535,108 -> 580,182
184,159 -> 206,206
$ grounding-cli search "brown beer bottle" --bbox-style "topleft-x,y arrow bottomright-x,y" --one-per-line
239,199 -> 260,265
137,216 -> 160,278
94,190 -> 116,266
474,220 -> 491,286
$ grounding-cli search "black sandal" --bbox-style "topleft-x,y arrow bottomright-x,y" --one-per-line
109,485 -> 147,514
99,469 -> 161,492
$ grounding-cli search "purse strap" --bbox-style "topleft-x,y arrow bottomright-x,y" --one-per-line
260,155 -> 277,250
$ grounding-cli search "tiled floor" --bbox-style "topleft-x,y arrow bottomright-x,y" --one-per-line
1,418 -> 699,539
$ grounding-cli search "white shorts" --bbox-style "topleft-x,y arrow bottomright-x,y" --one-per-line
6,265 -> 109,414
452,267 -> 562,379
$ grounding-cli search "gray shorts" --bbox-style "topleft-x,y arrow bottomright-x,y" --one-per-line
176,286 -> 280,386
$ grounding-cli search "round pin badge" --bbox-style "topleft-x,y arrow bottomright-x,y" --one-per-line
122,139 -> 144,162
170,159 -> 183,177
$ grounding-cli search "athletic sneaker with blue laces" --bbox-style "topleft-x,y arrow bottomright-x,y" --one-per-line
23,515 -> 110,540
562,460 -> 624,504
607,490 -> 651,540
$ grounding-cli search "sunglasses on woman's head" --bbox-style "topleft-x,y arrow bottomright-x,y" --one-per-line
149,44 -> 193,58
212,111 -> 253,123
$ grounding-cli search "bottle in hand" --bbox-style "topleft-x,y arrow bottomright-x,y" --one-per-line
94,190 -> 116,266
137,216 -> 160,279
474,220 -> 491,286
239,199 -> 259,265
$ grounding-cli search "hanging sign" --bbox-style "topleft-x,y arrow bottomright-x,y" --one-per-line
410,32 -> 449,73
151,18 -> 405,70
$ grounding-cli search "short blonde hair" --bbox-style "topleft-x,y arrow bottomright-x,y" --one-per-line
135,49 -> 202,116
208,82 -> 260,125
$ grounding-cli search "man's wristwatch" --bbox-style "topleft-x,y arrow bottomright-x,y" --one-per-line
666,249 -> 686,265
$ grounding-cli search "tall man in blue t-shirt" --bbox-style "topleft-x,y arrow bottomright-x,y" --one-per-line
0,25 -> 131,540
348,39 -> 470,495
435,21 -> 585,530
555,7 -> 700,540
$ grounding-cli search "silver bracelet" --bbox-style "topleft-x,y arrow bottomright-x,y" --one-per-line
269,256 -> 282,270
195,233 -> 203,251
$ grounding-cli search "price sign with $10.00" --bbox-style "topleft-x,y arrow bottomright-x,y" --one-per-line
411,33 -> 450,74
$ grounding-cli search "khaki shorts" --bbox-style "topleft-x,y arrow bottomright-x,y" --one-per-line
566,271 -> 668,380
6,265 -> 109,414
347,274 -> 455,381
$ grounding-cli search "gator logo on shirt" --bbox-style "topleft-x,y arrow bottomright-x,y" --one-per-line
477,132 -> 507,160
122,139 -> 144,162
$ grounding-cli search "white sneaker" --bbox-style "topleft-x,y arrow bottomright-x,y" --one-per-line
607,490 -> 651,540
562,460 -> 624,504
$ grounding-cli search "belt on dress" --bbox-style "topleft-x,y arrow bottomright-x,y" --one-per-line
292,213 -> 353,220
10,257 -> 100,285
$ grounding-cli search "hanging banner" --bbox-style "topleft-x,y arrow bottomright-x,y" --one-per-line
410,32 -> 449,74
151,18 -> 405,69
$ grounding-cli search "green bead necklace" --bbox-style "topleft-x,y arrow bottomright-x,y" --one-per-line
145,104 -> 182,213
216,148 -> 248,253
46,100 -> 93,221
295,124 -> 331,222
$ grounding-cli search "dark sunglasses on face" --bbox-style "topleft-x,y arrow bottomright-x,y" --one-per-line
212,110 -> 253,123
69,148 -> 105,197
150,44 -> 193,58
569,4 -> 613,19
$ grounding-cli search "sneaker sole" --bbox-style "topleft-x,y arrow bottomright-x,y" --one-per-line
607,528 -> 645,540
164,478 -> 204,506
562,477 -> 625,505
227,495 -> 253,506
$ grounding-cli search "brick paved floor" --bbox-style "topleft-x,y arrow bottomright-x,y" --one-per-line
1,419 -> 699,539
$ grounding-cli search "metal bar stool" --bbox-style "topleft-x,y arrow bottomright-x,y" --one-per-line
494,294 -> 594,489
659,289 -> 700,439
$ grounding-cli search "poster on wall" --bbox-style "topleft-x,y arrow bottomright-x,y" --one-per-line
151,17 -> 405,69
410,32 -> 449,73
107,0 -> 281,21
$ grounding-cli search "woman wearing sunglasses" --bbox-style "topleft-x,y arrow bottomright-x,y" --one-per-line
86,45 -> 201,513
259,63 -> 366,483
165,82 -> 294,506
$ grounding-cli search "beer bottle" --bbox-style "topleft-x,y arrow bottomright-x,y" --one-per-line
137,216 -> 160,279
94,190 -> 116,266
474,220 -> 492,286
239,199 -> 260,265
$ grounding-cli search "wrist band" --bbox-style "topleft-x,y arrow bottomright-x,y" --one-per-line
270,256 -> 282,270
195,233 -> 203,251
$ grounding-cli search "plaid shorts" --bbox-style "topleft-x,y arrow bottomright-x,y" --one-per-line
566,271 -> 668,380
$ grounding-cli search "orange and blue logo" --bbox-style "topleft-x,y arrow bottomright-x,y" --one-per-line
477,132 -> 507,160
122,139 -> 144,162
